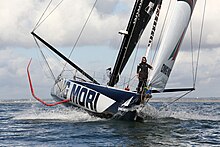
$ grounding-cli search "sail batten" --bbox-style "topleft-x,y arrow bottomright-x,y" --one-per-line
149,0 -> 197,92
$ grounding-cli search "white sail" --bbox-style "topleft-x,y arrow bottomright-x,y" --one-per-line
149,0 -> 197,92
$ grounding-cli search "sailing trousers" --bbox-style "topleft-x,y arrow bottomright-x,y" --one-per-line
137,79 -> 147,93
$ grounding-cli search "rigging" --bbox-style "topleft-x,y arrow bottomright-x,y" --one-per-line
61,0 -> 98,75
194,0 -> 206,87
33,0 -> 64,31
32,0 -> 99,83
151,0 -> 172,64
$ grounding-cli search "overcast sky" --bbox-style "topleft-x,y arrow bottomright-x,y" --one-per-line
0,0 -> 219,100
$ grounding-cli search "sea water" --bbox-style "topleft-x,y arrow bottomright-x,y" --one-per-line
0,99 -> 219,146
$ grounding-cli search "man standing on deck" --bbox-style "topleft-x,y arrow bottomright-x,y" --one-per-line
136,56 -> 153,93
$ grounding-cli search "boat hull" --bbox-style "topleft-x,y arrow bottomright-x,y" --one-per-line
51,77 -> 145,121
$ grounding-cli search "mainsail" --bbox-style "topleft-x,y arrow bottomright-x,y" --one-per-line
108,0 -> 161,86
149,0 -> 197,92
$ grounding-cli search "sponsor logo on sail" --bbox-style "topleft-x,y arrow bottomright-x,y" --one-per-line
161,64 -> 171,77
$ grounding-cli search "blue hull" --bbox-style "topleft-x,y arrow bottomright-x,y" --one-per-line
51,78 -> 145,121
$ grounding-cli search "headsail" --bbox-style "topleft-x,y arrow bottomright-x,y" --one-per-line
108,0 -> 161,87
149,0 -> 197,92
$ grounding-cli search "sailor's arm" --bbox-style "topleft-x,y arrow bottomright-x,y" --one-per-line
147,63 -> 153,70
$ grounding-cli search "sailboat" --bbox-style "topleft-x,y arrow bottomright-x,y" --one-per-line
28,0 -> 201,121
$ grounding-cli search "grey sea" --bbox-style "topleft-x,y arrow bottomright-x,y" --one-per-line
0,98 -> 220,147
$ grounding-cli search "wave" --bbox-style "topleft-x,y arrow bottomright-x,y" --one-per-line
13,106 -> 103,122
11,100 -> 220,122
170,111 -> 220,121
140,103 -> 220,121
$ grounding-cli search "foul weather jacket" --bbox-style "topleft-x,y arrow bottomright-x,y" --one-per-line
137,62 -> 153,80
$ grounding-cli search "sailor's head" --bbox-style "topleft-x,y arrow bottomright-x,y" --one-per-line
141,56 -> 147,63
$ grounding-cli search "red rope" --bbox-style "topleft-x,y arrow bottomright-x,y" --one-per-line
27,59 -> 70,106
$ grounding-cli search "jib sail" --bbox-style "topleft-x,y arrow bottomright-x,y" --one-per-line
149,0 -> 197,92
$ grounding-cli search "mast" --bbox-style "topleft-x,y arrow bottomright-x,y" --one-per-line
108,0 -> 160,87
31,31 -> 100,85
149,0 -> 197,92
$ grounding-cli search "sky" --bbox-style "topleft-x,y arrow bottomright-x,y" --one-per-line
0,0 -> 220,100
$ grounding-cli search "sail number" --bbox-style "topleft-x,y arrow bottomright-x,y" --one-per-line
161,64 -> 171,77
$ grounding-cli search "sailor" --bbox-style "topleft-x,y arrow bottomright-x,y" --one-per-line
136,56 -> 153,93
